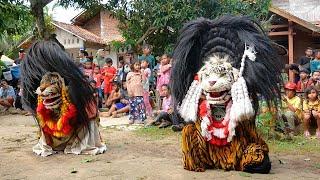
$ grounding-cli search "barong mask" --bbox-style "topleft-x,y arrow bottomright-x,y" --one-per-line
36,72 -> 65,110
171,16 -> 282,145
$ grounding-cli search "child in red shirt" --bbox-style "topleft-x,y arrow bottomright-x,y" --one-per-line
102,58 -> 117,104
296,69 -> 312,92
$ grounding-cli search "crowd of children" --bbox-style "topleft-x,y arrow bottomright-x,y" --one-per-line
79,44 -> 184,132
281,48 -> 320,139
279,82 -> 320,139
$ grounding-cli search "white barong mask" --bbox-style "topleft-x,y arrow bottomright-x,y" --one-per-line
179,44 -> 257,142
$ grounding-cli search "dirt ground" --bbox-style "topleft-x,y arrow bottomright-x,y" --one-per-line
0,115 -> 320,180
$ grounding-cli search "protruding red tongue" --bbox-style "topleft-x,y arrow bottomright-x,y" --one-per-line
210,92 -> 222,97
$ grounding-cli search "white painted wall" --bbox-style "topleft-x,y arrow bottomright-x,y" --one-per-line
54,28 -> 84,49
54,27 -> 122,68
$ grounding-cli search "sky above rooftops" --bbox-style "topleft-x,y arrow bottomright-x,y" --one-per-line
47,0 -> 82,24
47,0 -> 110,24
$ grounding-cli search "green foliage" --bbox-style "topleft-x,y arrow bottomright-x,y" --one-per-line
0,0 -> 34,36
0,1 -> 34,55
107,0 -> 271,55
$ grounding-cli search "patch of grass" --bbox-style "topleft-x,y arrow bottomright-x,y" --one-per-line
267,136 -> 320,154
239,172 -> 251,177
314,163 -> 320,169
134,126 -> 178,141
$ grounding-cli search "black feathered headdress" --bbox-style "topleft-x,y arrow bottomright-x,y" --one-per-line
21,41 -> 95,128
171,16 -> 282,118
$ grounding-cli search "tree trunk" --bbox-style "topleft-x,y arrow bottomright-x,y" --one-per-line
136,26 -> 157,45
30,0 -> 53,39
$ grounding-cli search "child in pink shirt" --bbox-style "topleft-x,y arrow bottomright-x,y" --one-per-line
156,54 -> 171,96
93,66 -> 103,106
141,59 -> 153,116
148,84 -> 173,128
126,61 -> 146,124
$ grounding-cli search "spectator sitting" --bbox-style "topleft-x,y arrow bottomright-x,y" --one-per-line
296,68 -> 312,92
105,81 -> 121,108
302,86 -> 320,139
105,81 -> 129,117
147,84 -> 173,128
310,50 -> 320,74
310,70 -> 320,90
276,82 -> 302,139
0,79 -> 16,111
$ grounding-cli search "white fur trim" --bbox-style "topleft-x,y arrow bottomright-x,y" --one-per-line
213,128 -> 227,139
179,80 -> 202,122
228,43 -> 256,135
200,116 -> 212,140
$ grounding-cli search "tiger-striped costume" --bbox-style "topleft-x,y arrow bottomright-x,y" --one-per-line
171,16 -> 282,173
182,120 -> 270,173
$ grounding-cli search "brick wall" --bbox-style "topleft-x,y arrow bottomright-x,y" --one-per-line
82,13 -> 101,36
100,11 -> 121,42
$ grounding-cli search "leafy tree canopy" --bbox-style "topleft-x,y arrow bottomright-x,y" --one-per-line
0,0 -> 34,54
107,0 -> 271,55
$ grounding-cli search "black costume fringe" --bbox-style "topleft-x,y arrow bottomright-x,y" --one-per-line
21,41 -> 95,129
171,15 -> 283,115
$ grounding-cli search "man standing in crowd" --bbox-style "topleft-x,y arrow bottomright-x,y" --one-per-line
138,44 -> 156,70
14,49 -> 25,65
297,47 -> 314,71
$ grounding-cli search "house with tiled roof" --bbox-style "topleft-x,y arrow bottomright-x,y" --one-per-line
269,0 -> 320,81
18,8 -> 127,66
50,7 -> 126,66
